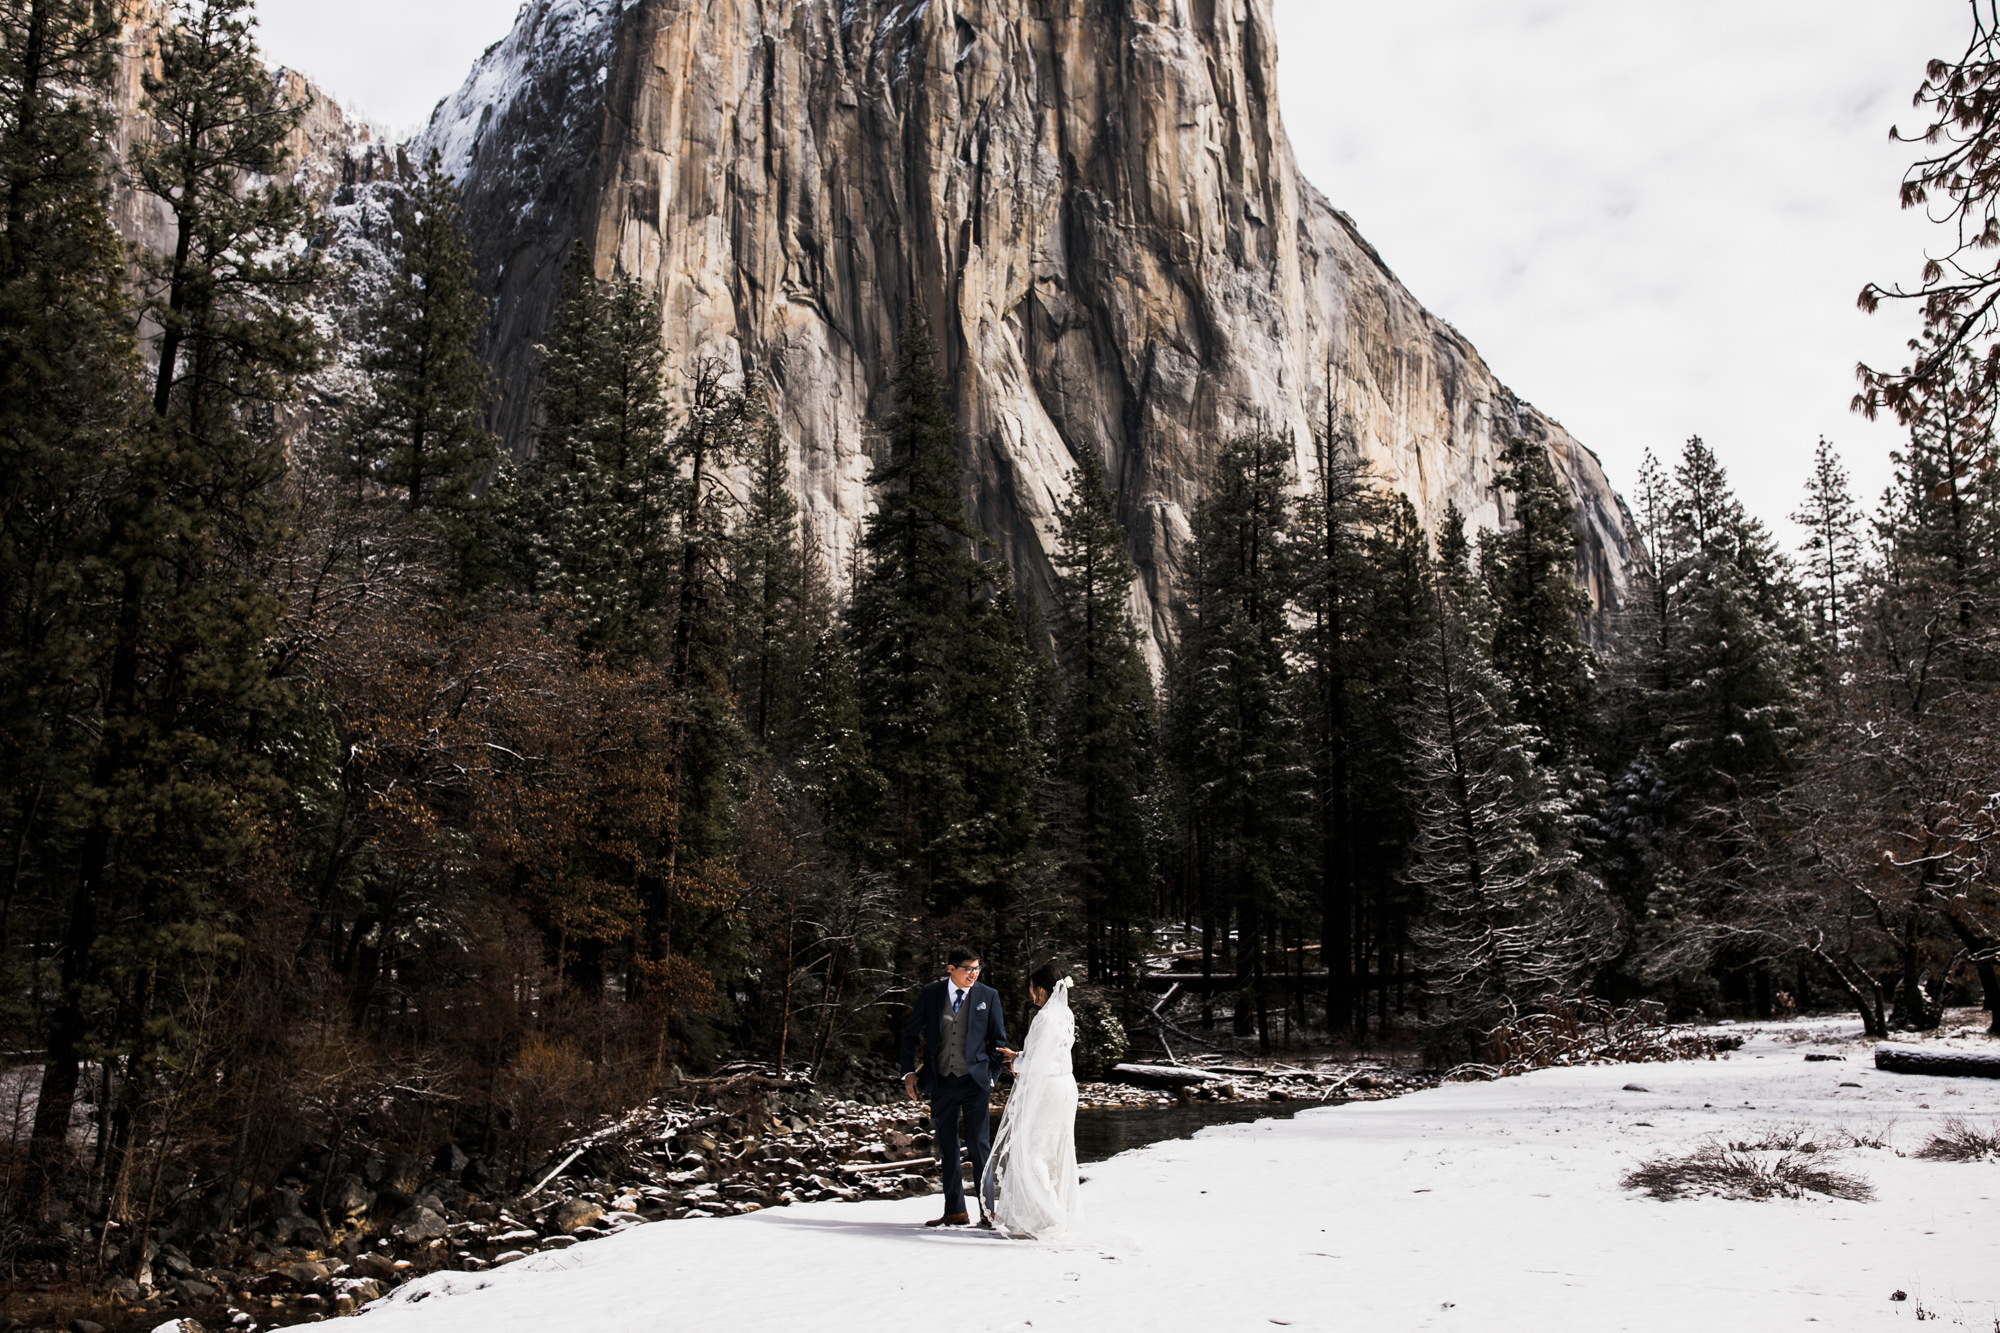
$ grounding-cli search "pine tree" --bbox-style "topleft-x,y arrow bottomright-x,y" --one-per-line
1869,334 -> 2000,706
32,0 -> 323,1183
1656,438 -> 1806,794
731,418 -> 816,751
349,151 -> 496,577
849,304 -> 1038,913
0,0 -> 135,1174
1293,411 -> 1392,1034
1351,495 -> 1434,1034
515,247 -> 676,658
1404,524 -> 1615,1063
0,0 -> 132,764
1481,434 -> 1597,765
652,362 -> 759,956
1048,446 -> 1155,983
1790,437 -> 1861,657
1293,408 -> 1436,1036
1167,429 -> 1308,1049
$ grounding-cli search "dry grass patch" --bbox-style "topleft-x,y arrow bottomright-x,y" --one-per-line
1915,1116 -> 2000,1162
1623,1137 -> 1874,1202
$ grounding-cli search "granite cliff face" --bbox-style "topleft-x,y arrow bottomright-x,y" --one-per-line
415,0 -> 1634,650
103,0 -> 1634,651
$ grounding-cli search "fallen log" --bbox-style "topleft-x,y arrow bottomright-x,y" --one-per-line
1111,1063 -> 1228,1089
1875,1044 -> 2000,1079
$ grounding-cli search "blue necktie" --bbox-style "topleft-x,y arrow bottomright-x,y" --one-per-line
952,988 -> 962,1014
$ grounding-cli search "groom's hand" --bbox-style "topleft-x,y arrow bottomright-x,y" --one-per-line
998,1046 -> 1018,1071
902,1072 -> 919,1101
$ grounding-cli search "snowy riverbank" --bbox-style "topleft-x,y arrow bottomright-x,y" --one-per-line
316,1020 -> 2000,1332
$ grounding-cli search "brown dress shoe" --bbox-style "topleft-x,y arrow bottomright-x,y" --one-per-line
924,1211 -> 971,1228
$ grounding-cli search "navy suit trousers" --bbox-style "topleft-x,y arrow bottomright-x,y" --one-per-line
929,1074 -> 991,1217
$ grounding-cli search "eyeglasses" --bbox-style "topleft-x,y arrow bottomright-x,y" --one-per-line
950,963 -> 981,974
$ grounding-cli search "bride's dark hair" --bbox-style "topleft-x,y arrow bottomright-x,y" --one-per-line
1029,962 -> 1063,993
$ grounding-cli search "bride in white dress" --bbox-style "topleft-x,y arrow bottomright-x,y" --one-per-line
981,964 -> 1082,1239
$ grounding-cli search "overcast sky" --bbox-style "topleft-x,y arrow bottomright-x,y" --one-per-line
253,0 -> 1969,538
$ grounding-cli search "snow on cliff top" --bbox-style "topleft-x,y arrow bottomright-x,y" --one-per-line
290,1020 -> 2000,1332
416,0 -> 634,182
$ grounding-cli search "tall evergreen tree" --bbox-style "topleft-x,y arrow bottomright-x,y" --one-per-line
0,0 -> 134,1121
1293,412 -> 1430,1035
1868,334 -> 2000,706
513,248 -> 675,659
1351,495 -> 1435,1035
1405,512 -> 1615,1062
1167,429 -> 1308,1048
32,0 -> 323,1183
661,363 -> 758,852
1790,437 -> 1862,658
649,364 -> 760,979
731,418 -> 816,752
1048,446 -> 1155,983
1481,434 -> 1597,765
1297,421 -> 1436,1034
349,151 -> 496,576
1656,438 -> 1806,794
849,304 -> 1037,915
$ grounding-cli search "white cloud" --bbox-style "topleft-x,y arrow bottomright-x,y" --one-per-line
255,0 -> 1971,537
1270,0 -> 1968,539
255,0 -> 523,138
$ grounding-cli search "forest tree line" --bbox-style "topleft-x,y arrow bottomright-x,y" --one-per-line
2,0 -> 1998,1252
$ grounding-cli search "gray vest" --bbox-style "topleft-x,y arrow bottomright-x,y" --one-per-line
939,988 -> 971,1079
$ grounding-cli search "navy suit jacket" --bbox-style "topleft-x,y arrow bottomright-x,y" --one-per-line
900,978 -> 1008,1095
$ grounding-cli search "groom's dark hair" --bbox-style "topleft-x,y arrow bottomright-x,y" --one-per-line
947,946 -> 980,968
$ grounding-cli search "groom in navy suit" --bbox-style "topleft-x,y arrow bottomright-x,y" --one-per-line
901,946 -> 1013,1227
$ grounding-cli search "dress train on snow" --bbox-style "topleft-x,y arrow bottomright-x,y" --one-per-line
979,979 -> 1081,1240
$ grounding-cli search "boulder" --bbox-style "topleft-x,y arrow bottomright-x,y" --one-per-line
270,1215 -> 327,1248
389,1206 -> 449,1244
323,1174 -> 374,1219
272,1261 -> 329,1290
351,1252 -> 399,1282
259,1188 -> 303,1222
460,1157 -> 503,1194
549,1199 -> 603,1234
379,1155 -> 423,1193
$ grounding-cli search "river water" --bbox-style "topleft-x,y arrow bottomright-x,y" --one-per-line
1073,1100 -> 1316,1164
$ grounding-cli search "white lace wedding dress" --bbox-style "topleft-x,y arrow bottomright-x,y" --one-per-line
980,978 -> 1082,1239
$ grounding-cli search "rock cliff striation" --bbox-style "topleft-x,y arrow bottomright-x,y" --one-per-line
105,0 -> 1635,652
416,0 -> 1634,650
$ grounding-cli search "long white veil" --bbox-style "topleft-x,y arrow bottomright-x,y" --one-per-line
981,978 -> 1081,1238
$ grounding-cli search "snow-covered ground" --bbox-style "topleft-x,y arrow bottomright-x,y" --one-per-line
316,1020 -> 2000,1332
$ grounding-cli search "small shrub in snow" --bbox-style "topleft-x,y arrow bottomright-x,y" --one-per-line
1915,1117 -> 2000,1162
1622,1141 -> 1874,1202
1722,1121 -> 1892,1154
1829,1120 -> 1897,1151
1449,998 -> 1723,1081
